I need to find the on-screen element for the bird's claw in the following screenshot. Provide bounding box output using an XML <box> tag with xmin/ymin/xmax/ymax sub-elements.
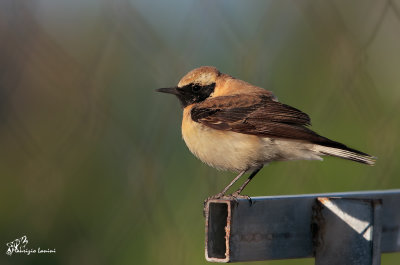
<box><xmin>203</xmin><ymin>192</ymin><xmax>253</xmax><ymax>216</ymax></box>
<box><xmin>231</xmin><ymin>191</ymin><xmax>249</xmax><ymax>199</ymax></box>
<box><xmin>203</xmin><ymin>192</ymin><xmax>226</xmax><ymax>216</ymax></box>
<box><xmin>203</xmin><ymin>192</ymin><xmax>225</xmax><ymax>206</ymax></box>
<box><xmin>231</xmin><ymin>192</ymin><xmax>253</xmax><ymax>205</ymax></box>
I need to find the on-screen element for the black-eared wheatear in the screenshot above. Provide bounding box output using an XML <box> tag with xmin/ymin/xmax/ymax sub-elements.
<box><xmin>157</xmin><ymin>66</ymin><xmax>375</xmax><ymax>199</ymax></box>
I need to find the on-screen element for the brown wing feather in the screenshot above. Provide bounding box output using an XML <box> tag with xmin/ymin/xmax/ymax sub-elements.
<box><xmin>191</xmin><ymin>93</ymin><xmax>374</xmax><ymax>158</ymax></box>
<box><xmin>191</xmin><ymin>93</ymin><xmax>314</xmax><ymax>139</ymax></box>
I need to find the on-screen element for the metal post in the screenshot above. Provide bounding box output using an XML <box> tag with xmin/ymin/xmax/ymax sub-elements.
<box><xmin>313</xmin><ymin>197</ymin><xmax>382</xmax><ymax>265</ymax></box>
<box><xmin>204</xmin><ymin>189</ymin><xmax>400</xmax><ymax>263</ymax></box>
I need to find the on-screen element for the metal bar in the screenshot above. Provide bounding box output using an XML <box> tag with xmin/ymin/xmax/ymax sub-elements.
<box><xmin>372</xmin><ymin>200</ymin><xmax>383</xmax><ymax>265</ymax></box>
<box><xmin>204</xmin><ymin>189</ymin><xmax>400</xmax><ymax>263</ymax></box>
<box><xmin>314</xmin><ymin>197</ymin><xmax>382</xmax><ymax>265</ymax></box>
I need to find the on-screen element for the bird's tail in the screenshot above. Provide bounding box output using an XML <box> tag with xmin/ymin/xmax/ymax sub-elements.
<box><xmin>313</xmin><ymin>144</ymin><xmax>376</xmax><ymax>165</ymax></box>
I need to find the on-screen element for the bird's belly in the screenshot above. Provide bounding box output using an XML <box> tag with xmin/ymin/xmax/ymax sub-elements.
<box><xmin>182</xmin><ymin>117</ymin><xmax>265</xmax><ymax>172</ymax></box>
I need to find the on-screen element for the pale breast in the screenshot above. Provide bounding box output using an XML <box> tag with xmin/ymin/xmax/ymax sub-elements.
<box><xmin>181</xmin><ymin>107</ymin><xmax>266</xmax><ymax>172</ymax></box>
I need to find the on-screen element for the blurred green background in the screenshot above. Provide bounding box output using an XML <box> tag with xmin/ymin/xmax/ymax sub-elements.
<box><xmin>1</xmin><ymin>0</ymin><xmax>399</xmax><ymax>264</ymax></box>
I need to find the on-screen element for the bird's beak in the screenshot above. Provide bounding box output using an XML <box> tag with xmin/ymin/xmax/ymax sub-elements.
<box><xmin>155</xmin><ymin>87</ymin><xmax>180</xmax><ymax>95</ymax></box>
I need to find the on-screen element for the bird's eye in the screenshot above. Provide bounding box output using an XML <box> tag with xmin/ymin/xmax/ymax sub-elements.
<box><xmin>192</xmin><ymin>84</ymin><xmax>202</xmax><ymax>93</ymax></box>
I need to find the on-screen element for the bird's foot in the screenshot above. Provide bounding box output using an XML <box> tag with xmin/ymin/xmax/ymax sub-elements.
<box><xmin>203</xmin><ymin>192</ymin><xmax>254</xmax><ymax>216</ymax></box>
<box><xmin>203</xmin><ymin>192</ymin><xmax>225</xmax><ymax>207</ymax></box>
<box><xmin>230</xmin><ymin>192</ymin><xmax>253</xmax><ymax>205</ymax></box>
<box><xmin>203</xmin><ymin>192</ymin><xmax>232</xmax><ymax>216</ymax></box>
<box><xmin>231</xmin><ymin>192</ymin><xmax>250</xmax><ymax>200</ymax></box>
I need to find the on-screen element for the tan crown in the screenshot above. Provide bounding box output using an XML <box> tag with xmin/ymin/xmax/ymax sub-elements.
<box><xmin>177</xmin><ymin>66</ymin><xmax>220</xmax><ymax>87</ymax></box>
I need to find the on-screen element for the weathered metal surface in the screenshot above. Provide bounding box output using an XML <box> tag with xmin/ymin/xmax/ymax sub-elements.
<box><xmin>314</xmin><ymin>197</ymin><xmax>382</xmax><ymax>265</ymax></box>
<box><xmin>204</xmin><ymin>189</ymin><xmax>400</xmax><ymax>263</ymax></box>
<box><xmin>206</xmin><ymin>200</ymin><xmax>231</xmax><ymax>262</ymax></box>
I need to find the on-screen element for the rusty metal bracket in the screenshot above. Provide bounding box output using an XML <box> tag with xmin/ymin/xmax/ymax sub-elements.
<box><xmin>204</xmin><ymin>189</ymin><xmax>400</xmax><ymax>263</ymax></box>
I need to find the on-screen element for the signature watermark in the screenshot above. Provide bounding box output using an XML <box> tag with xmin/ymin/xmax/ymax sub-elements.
<box><xmin>6</xmin><ymin>236</ymin><xmax>56</xmax><ymax>256</ymax></box>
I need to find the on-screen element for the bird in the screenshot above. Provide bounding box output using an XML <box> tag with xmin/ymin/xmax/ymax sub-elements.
<box><xmin>156</xmin><ymin>66</ymin><xmax>375</xmax><ymax>199</ymax></box>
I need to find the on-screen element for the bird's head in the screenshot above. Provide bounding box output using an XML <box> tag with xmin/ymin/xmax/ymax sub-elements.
<box><xmin>156</xmin><ymin>66</ymin><xmax>220</xmax><ymax>107</ymax></box>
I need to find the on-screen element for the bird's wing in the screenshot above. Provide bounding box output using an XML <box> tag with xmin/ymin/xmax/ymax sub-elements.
<box><xmin>191</xmin><ymin>93</ymin><xmax>375</xmax><ymax>162</ymax></box>
<box><xmin>191</xmin><ymin>93</ymin><xmax>325</xmax><ymax>141</ymax></box>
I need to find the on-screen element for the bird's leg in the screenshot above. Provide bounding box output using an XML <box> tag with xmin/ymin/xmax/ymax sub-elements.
<box><xmin>203</xmin><ymin>170</ymin><xmax>247</xmax><ymax>216</ymax></box>
<box><xmin>232</xmin><ymin>166</ymin><xmax>263</xmax><ymax>197</ymax></box>
<box><xmin>219</xmin><ymin>170</ymin><xmax>247</xmax><ymax>196</ymax></box>
<box><xmin>204</xmin><ymin>170</ymin><xmax>246</xmax><ymax>203</ymax></box>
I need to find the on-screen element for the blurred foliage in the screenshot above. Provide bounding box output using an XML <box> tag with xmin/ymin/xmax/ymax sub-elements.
<box><xmin>0</xmin><ymin>0</ymin><xmax>400</xmax><ymax>264</ymax></box>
